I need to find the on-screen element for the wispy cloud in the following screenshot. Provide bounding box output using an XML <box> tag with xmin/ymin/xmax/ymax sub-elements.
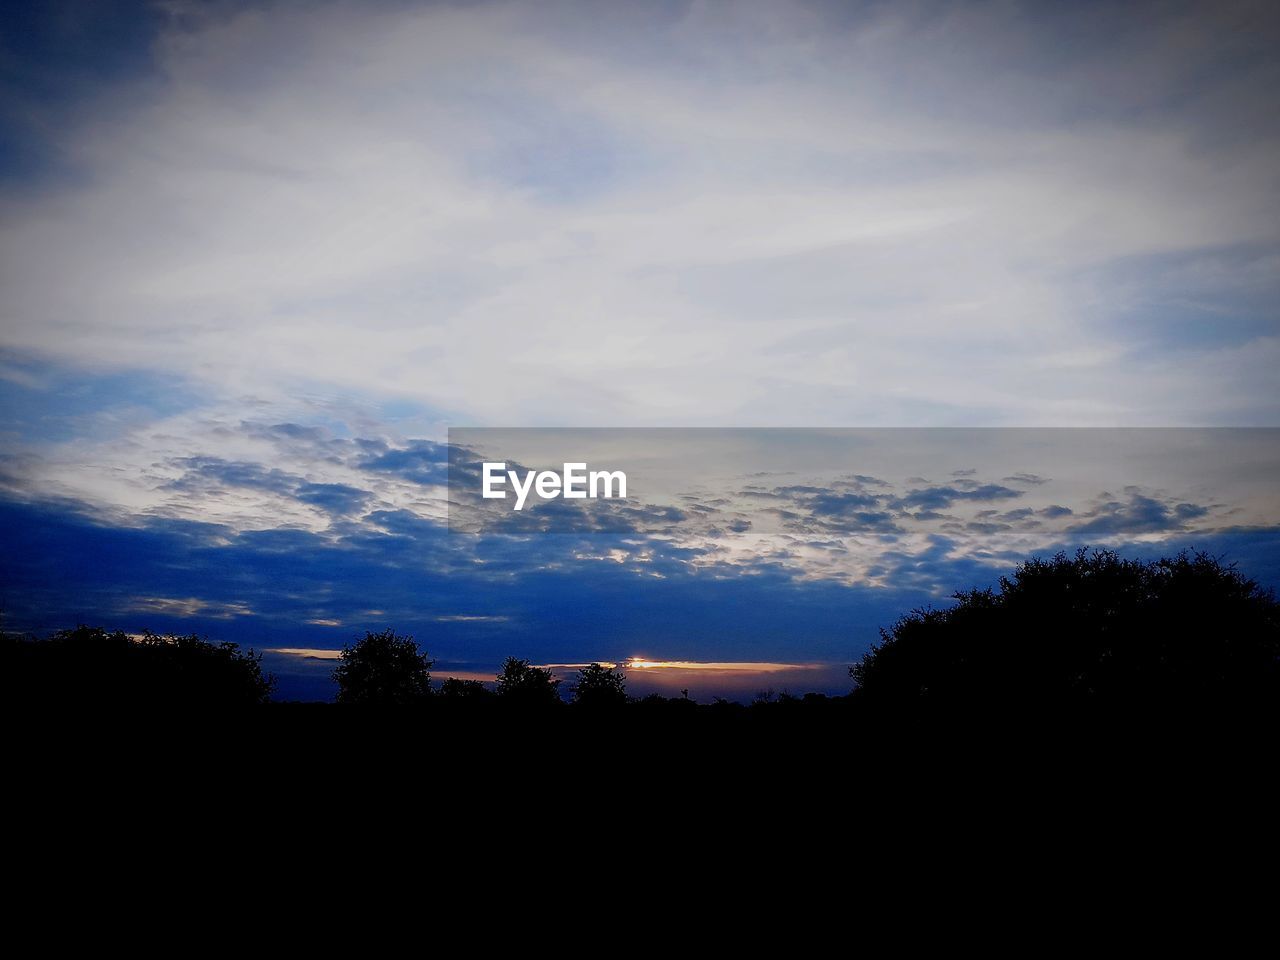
<box><xmin>1</xmin><ymin>1</ymin><xmax>1277</xmax><ymax>431</ymax></box>
<box><xmin>127</xmin><ymin>596</ymin><xmax>254</xmax><ymax>619</ymax></box>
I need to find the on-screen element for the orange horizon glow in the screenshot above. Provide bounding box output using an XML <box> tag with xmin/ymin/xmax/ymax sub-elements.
<box><xmin>265</xmin><ymin>650</ymin><xmax>832</xmax><ymax>678</ymax></box>
<box><xmin>268</xmin><ymin>647</ymin><xmax>343</xmax><ymax>660</ymax></box>
<box><xmin>537</xmin><ymin>659</ymin><xmax>826</xmax><ymax>674</ymax></box>
<box><xmin>622</xmin><ymin>658</ymin><xmax>824</xmax><ymax>673</ymax></box>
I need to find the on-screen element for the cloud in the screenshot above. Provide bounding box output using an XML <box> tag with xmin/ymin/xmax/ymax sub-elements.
<box><xmin>294</xmin><ymin>482</ymin><xmax>371</xmax><ymax>516</ymax></box>
<box><xmin>127</xmin><ymin>596</ymin><xmax>255</xmax><ymax>619</ymax></box>
<box><xmin>167</xmin><ymin>456</ymin><xmax>299</xmax><ymax>496</ymax></box>
<box><xmin>805</xmin><ymin>492</ymin><xmax>884</xmax><ymax>515</ymax></box>
<box><xmin>0</xmin><ymin>1</ymin><xmax>1276</xmax><ymax>430</ymax></box>
<box><xmin>1068</xmin><ymin>490</ymin><xmax>1211</xmax><ymax>535</ymax></box>
<box><xmin>359</xmin><ymin>440</ymin><xmax>451</xmax><ymax>486</ymax></box>
<box><xmin>1005</xmin><ymin>473</ymin><xmax>1050</xmax><ymax>485</ymax></box>
<box><xmin>891</xmin><ymin>483</ymin><xmax>1023</xmax><ymax>511</ymax></box>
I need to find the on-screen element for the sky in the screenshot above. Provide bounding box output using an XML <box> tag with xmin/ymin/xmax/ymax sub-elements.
<box><xmin>1</xmin><ymin>0</ymin><xmax>1278</xmax><ymax>700</ymax></box>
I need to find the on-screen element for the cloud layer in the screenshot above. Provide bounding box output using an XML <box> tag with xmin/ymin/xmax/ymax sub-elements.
<box><xmin>2</xmin><ymin>0</ymin><xmax>1278</xmax><ymax>429</ymax></box>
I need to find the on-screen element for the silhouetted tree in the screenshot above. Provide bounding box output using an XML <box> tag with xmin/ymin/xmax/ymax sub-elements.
<box><xmin>0</xmin><ymin>625</ymin><xmax>274</xmax><ymax>706</ymax></box>
<box><xmin>851</xmin><ymin>549</ymin><xmax>1280</xmax><ymax>713</ymax></box>
<box><xmin>570</xmin><ymin>662</ymin><xmax>627</xmax><ymax>707</ymax></box>
<box><xmin>495</xmin><ymin>657</ymin><xmax>561</xmax><ymax>706</ymax></box>
<box><xmin>333</xmin><ymin>628</ymin><xmax>432</xmax><ymax>705</ymax></box>
<box><xmin>437</xmin><ymin>677</ymin><xmax>492</xmax><ymax>699</ymax></box>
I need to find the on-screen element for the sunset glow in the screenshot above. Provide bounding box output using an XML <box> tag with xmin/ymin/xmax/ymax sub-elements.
<box><xmin>623</xmin><ymin>659</ymin><xmax>823</xmax><ymax>674</ymax></box>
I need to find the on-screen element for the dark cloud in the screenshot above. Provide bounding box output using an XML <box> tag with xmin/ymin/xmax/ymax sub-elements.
<box><xmin>1004</xmin><ymin>472</ymin><xmax>1049</xmax><ymax>485</ymax></box>
<box><xmin>890</xmin><ymin>483</ymin><xmax>1023</xmax><ymax>511</ymax></box>
<box><xmin>246</xmin><ymin>421</ymin><xmax>330</xmax><ymax>445</ymax></box>
<box><xmin>167</xmin><ymin>456</ymin><xmax>299</xmax><ymax>496</ymax></box>
<box><xmin>868</xmin><ymin>534</ymin><xmax>1008</xmax><ymax>595</ymax></box>
<box><xmin>998</xmin><ymin>507</ymin><xmax>1036</xmax><ymax>522</ymax></box>
<box><xmin>359</xmin><ymin>440</ymin><xmax>451</xmax><ymax>486</ymax></box>
<box><xmin>749</xmin><ymin>481</ymin><xmax>901</xmax><ymax>534</ymax></box>
<box><xmin>165</xmin><ymin>454</ymin><xmax>378</xmax><ymax>520</ymax></box>
<box><xmin>967</xmin><ymin>521</ymin><xmax>1011</xmax><ymax>534</ymax></box>
<box><xmin>906</xmin><ymin>509</ymin><xmax>948</xmax><ymax>521</ymax></box>
<box><xmin>1175</xmin><ymin>502</ymin><xmax>1210</xmax><ymax>521</ymax></box>
<box><xmin>0</xmin><ymin>0</ymin><xmax>165</xmax><ymax>182</ymax></box>
<box><xmin>1068</xmin><ymin>491</ymin><xmax>1210</xmax><ymax>535</ymax></box>
<box><xmin>807</xmin><ymin>492</ymin><xmax>884</xmax><ymax>515</ymax></box>
<box><xmin>295</xmin><ymin>482</ymin><xmax>371</xmax><ymax>516</ymax></box>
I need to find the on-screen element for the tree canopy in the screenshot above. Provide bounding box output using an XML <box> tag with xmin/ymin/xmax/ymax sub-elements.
<box><xmin>332</xmin><ymin>628</ymin><xmax>432</xmax><ymax>705</ymax></box>
<box><xmin>850</xmin><ymin>549</ymin><xmax>1280</xmax><ymax>712</ymax></box>
<box><xmin>570</xmin><ymin>662</ymin><xmax>628</xmax><ymax>707</ymax></box>
<box><xmin>495</xmin><ymin>657</ymin><xmax>562</xmax><ymax>705</ymax></box>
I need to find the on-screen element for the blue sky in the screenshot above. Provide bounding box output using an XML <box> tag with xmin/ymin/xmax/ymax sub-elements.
<box><xmin>1</xmin><ymin>1</ymin><xmax>1278</xmax><ymax>699</ymax></box>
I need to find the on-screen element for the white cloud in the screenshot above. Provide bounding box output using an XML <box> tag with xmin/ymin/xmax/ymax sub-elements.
<box><xmin>1</xmin><ymin>0</ymin><xmax>1277</xmax><ymax>435</ymax></box>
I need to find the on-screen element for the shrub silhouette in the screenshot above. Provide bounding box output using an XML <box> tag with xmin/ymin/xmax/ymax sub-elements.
<box><xmin>437</xmin><ymin>677</ymin><xmax>492</xmax><ymax>699</ymax></box>
<box><xmin>495</xmin><ymin>657</ymin><xmax>561</xmax><ymax>705</ymax></box>
<box><xmin>570</xmin><ymin>662</ymin><xmax>628</xmax><ymax>707</ymax></box>
<box><xmin>333</xmin><ymin>628</ymin><xmax>432</xmax><ymax>704</ymax></box>
<box><xmin>0</xmin><ymin>625</ymin><xmax>274</xmax><ymax>706</ymax></box>
<box><xmin>851</xmin><ymin>549</ymin><xmax>1280</xmax><ymax>712</ymax></box>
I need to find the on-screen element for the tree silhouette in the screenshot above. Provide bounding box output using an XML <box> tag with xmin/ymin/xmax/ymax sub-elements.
<box><xmin>0</xmin><ymin>625</ymin><xmax>274</xmax><ymax>706</ymax></box>
<box><xmin>570</xmin><ymin>662</ymin><xmax>627</xmax><ymax>707</ymax></box>
<box><xmin>437</xmin><ymin>677</ymin><xmax>491</xmax><ymax>699</ymax></box>
<box><xmin>495</xmin><ymin>657</ymin><xmax>561</xmax><ymax>705</ymax></box>
<box><xmin>851</xmin><ymin>549</ymin><xmax>1280</xmax><ymax>713</ymax></box>
<box><xmin>333</xmin><ymin>628</ymin><xmax>432</xmax><ymax>704</ymax></box>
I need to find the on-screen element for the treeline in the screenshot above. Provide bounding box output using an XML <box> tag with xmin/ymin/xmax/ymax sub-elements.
<box><xmin>1</xmin><ymin>626</ymin><xmax>275</xmax><ymax>707</ymax></box>
<box><xmin>328</xmin><ymin>634</ymin><xmax>840</xmax><ymax>713</ymax></box>
<box><xmin>4</xmin><ymin>550</ymin><xmax>1279</xmax><ymax>716</ymax></box>
<box><xmin>331</xmin><ymin>637</ymin><xmax>845</xmax><ymax>720</ymax></box>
